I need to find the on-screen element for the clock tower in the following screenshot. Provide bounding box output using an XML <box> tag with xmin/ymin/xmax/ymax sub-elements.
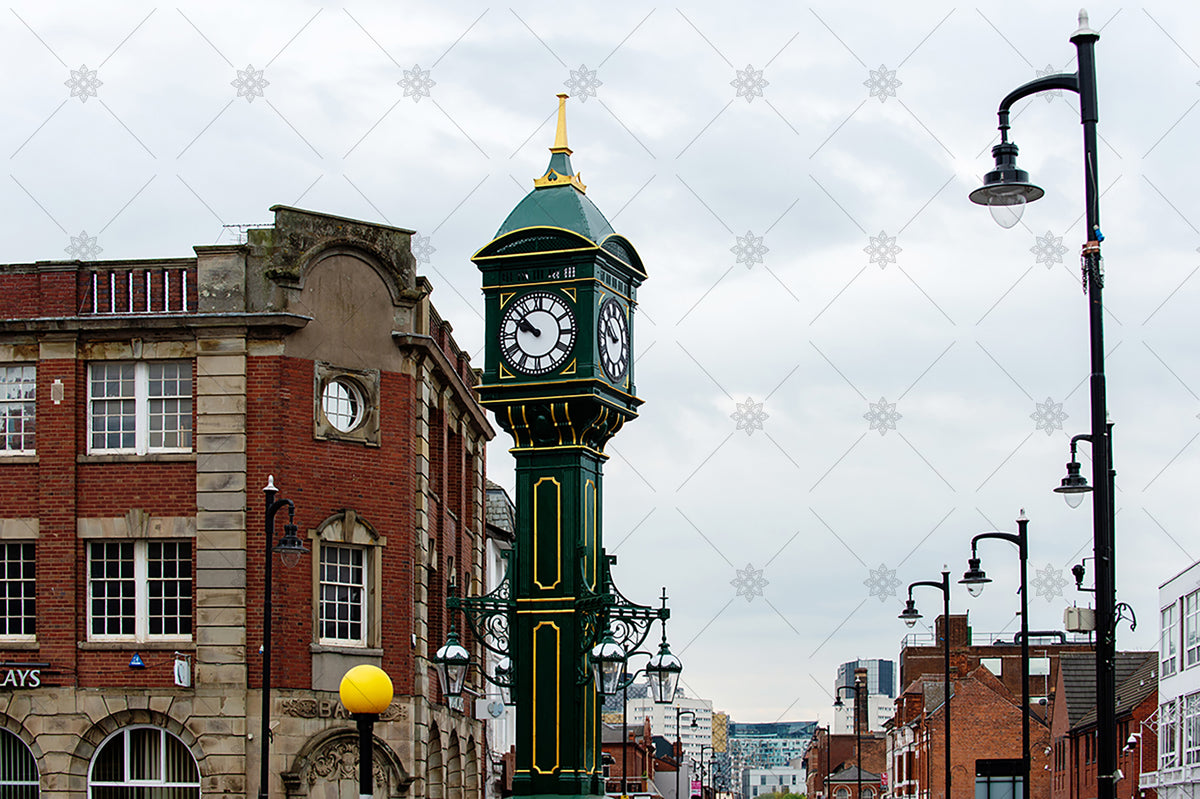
<box><xmin>472</xmin><ymin>94</ymin><xmax>649</xmax><ymax>799</ymax></box>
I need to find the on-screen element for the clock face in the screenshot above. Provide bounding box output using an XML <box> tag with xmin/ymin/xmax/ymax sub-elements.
<box><xmin>597</xmin><ymin>297</ymin><xmax>629</xmax><ymax>381</ymax></box>
<box><xmin>500</xmin><ymin>291</ymin><xmax>577</xmax><ymax>375</ymax></box>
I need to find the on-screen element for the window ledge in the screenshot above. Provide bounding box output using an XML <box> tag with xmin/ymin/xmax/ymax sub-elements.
<box><xmin>78</xmin><ymin>453</ymin><xmax>196</xmax><ymax>464</ymax></box>
<box><xmin>0</xmin><ymin>640</ymin><xmax>39</xmax><ymax>650</ymax></box>
<box><xmin>0</xmin><ymin>454</ymin><xmax>37</xmax><ymax>464</ymax></box>
<box><xmin>310</xmin><ymin>643</ymin><xmax>383</xmax><ymax>657</ymax></box>
<box><xmin>78</xmin><ymin>641</ymin><xmax>195</xmax><ymax>651</ymax></box>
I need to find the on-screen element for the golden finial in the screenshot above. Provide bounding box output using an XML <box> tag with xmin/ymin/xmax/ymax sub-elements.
<box><xmin>551</xmin><ymin>93</ymin><xmax>572</xmax><ymax>154</ymax></box>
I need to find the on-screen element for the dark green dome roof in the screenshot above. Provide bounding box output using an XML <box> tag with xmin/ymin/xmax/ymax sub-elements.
<box><xmin>495</xmin><ymin>181</ymin><xmax>615</xmax><ymax>242</ymax></box>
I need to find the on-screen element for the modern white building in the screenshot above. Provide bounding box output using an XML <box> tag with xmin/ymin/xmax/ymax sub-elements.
<box><xmin>1142</xmin><ymin>558</ymin><xmax>1200</xmax><ymax>799</ymax></box>
<box><xmin>833</xmin><ymin>660</ymin><xmax>895</xmax><ymax>734</ymax></box>
<box><xmin>626</xmin><ymin>692</ymin><xmax>714</xmax><ymax>764</ymax></box>
<box><xmin>741</xmin><ymin>766</ymin><xmax>805</xmax><ymax>798</ymax></box>
<box><xmin>832</xmin><ymin>694</ymin><xmax>893</xmax><ymax>735</ymax></box>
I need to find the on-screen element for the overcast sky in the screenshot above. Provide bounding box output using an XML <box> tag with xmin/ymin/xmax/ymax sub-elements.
<box><xmin>4</xmin><ymin>2</ymin><xmax>1198</xmax><ymax>722</ymax></box>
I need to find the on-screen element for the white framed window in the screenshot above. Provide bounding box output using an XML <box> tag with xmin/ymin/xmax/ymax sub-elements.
<box><xmin>1162</xmin><ymin>700</ymin><xmax>1178</xmax><ymax>769</ymax></box>
<box><xmin>1186</xmin><ymin>590</ymin><xmax>1200</xmax><ymax>668</ymax></box>
<box><xmin>1186</xmin><ymin>693</ymin><xmax>1200</xmax><ymax>767</ymax></box>
<box><xmin>319</xmin><ymin>544</ymin><xmax>366</xmax><ymax>644</ymax></box>
<box><xmin>88</xmin><ymin>361</ymin><xmax>192</xmax><ymax>454</ymax></box>
<box><xmin>88</xmin><ymin>541</ymin><xmax>192</xmax><ymax>641</ymax></box>
<box><xmin>0</xmin><ymin>543</ymin><xmax>35</xmax><ymax>640</ymax></box>
<box><xmin>0</xmin><ymin>364</ymin><xmax>35</xmax><ymax>454</ymax></box>
<box><xmin>310</xmin><ymin>510</ymin><xmax>384</xmax><ymax>651</ymax></box>
<box><xmin>89</xmin><ymin>726</ymin><xmax>199</xmax><ymax>798</ymax></box>
<box><xmin>0</xmin><ymin>728</ymin><xmax>37</xmax><ymax>798</ymax></box>
<box><xmin>1163</xmin><ymin>602</ymin><xmax>1180</xmax><ymax>677</ymax></box>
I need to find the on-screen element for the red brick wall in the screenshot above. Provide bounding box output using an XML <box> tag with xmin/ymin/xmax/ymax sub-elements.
<box><xmin>245</xmin><ymin>355</ymin><xmax>425</xmax><ymax>694</ymax></box>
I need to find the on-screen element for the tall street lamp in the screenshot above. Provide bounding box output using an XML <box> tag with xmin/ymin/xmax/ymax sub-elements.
<box><xmin>899</xmin><ymin>570</ymin><xmax>951</xmax><ymax>799</ymax></box>
<box><xmin>339</xmin><ymin>664</ymin><xmax>395</xmax><ymax>799</ymax></box>
<box><xmin>833</xmin><ymin>683</ymin><xmax>862</xmax><ymax>799</ymax></box>
<box><xmin>260</xmin><ymin>476</ymin><xmax>310</xmax><ymax>799</ymax></box>
<box><xmin>700</xmin><ymin>744</ymin><xmax>715</xmax><ymax>799</ymax></box>
<box><xmin>969</xmin><ymin>12</ymin><xmax>1117</xmax><ymax>799</ymax></box>
<box><xmin>675</xmin><ymin>709</ymin><xmax>698</xmax><ymax>799</ymax></box>
<box><xmin>960</xmin><ymin>511</ymin><xmax>1032</xmax><ymax>799</ymax></box>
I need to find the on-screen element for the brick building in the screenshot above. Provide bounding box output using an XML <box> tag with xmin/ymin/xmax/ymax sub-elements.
<box><xmin>888</xmin><ymin>615</ymin><xmax>1096</xmax><ymax>799</ymax></box>
<box><xmin>805</xmin><ymin>725</ymin><xmax>886</xmax><ymax>799</ymax></box>
<box><xmin>1050</xmin><ymin>651</ymin><xmax>1157</xmax><ymax>799</ymax></box>
<box><xmin>0</xmin><ymin>205</ymin><xmax>492</xmax><ymax>797</ymax></box>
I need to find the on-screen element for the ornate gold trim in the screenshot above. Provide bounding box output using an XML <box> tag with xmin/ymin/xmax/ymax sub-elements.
<box><xmin>532</xmin><ymin>621</ymin><xmax>562</xmax><ymax>775</ymax></box>
<box><xmin>533</xmin><ymin>477</ymin><xmax>562</xmax><ymax>591</ymax></box>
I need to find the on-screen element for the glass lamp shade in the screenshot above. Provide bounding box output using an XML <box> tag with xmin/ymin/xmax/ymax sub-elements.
<box><xmin>1064</xmin><ymin>491</ymin><xmax>1085</xmax><ymax>509</ymax></box>
<box><xmin>274</xmin><ymin>522</ymin><xmax>309</xmax><ymax>568</ymax></box>
<box><xmin>590</xmin><ymin>633</ymin><xmax>627</xmax><ymax>696</ymax></box>
<box><xmin>898</xmin><ymin>599</ymin><xmax>922</xmax><ymax>628</ymax></box>
<box><xmin>495</xmin><ymin>656</ymin><xmax>513</xmax><ymax>705</ymax></box>
<box><xmin>960</xmin><ymin>558</ymin><xmax>990</xmax><ymax>598</ymax></box>
<box><xmin>988</xmin><ymin>195</ymin><xmax>1026</xmax><ymax>229</ymax></box>
<box><xmin>434</xmin><ymin>633</ymin><xmax>470</xmax><ymax>697</ymax></box>
<box><xmin>646</xmin><ymin>642</ymin><xmax>683</xmax><ymax>704</ymax></box>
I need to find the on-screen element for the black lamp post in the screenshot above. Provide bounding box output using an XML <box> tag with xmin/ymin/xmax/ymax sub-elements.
<box><xmin>969</xmin><ymin>12</ymin><xmax>1117</xmax><ymax>799</ymax></box>
<box><xmin>833</xmin><ymin>683</ymin><xmax>863</xmax><ymax>799</ymax></box>
<box><xmin>614</xmin><ymin>648</ymin><xmax>678</xmax><ymax>799</ymax></box>
<box><xmin>700</xmin><ymin>744</ymin><xmax>715</xmax><ymax>799</ymax></box>
<box><xmin>899</xmin><ymin>570</ymin><xmax>951</xmax><ymax>799</ymax></box>
<box><xmin>259</xmin><ymin>476</ymin><xmax>309</xmax><ymax>799</ymax></box>
<box><xmin>960</xmin><ymin>512</ymin><xmax>1032</xmax><ymax>799</ymax></box>
<box><xmin>675</xmin><ymin>709</ymin><xmax>698</xmax><ymax>799</ymax></box>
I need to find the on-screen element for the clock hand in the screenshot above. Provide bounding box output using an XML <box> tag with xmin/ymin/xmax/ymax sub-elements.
<box><xmin>606</xmin><ymin>320</ymin><xmax>620</xmax><ymax>344</ymax></box>
<box><xmin>518</xmin><ymin>318</ymin><xmax>542</xmax><ymax>336</ymax></box>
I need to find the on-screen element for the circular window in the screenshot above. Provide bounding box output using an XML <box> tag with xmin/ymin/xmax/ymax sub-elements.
<box><xmin>321</xmin><ymin>377</ymin><xmax>365</xmax><ymax>432</ymax></box>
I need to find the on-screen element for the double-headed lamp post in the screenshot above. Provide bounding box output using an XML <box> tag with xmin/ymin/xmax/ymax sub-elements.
<box><xmin>675</xmin><ymin>709</ymin><xmax>698</xmax><ymax>799</ymax></box>
<box><xmin>968</xmin><ymin>12</ymin><xmax>1117</xmax><ymax>799</ymax></box>
<box><xmin>260</xmin><ymin>476</ymin><xmax>310</xmax><ymax>799</ymax></box>
<box><xmin>339</xmin><ymin>664</ymin><xmax>395</xmax><ymax>799</ymax></box>
<box><xmin>959</xmin><ymin>512</ymin><xmax>1031</xmax><ymax>799</ymax></box>
<box><xmin>899</xmin><ymin>570</ymin><xmax>951</xmax><ymax>799</ymax></box>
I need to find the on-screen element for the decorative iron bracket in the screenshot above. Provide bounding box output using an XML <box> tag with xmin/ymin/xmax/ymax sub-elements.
<box><xmin>447</xmin><ymin>549</ymin><xmax>516</xmax><ymax>690</ymax></box>
<box><xmin>575</xmin><ymin>550</ymin><xmax>669</xmax><ymax>684</ymax></box>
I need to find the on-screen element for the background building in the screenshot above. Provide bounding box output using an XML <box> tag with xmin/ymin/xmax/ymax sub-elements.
<box><xmin>0</xmin><ymin>205</ymin><xmax>491</xmax><ymax>798</ymax></box>
<box><xmin>834</xmin><ymin>660</ymin><xmax>896</xmax><ymax>734</ymax></box>
<box><xmin>627</xmin><ymin>691</ymin><xmax>714</xmax><ymax>764</ymax></box>
<box><xmin>727</xmin><ymin>721</ymin><xmax>816</xmax><ymax>799</ymax></box>
<box><xmin>1137</xmin><ymin>559</ymin><xmax>1200</xmax><ymax>799</ymax></box>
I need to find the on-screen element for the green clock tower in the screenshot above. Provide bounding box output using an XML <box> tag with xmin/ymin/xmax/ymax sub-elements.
<box><xmin>472</xmin><ymin>94</ymin><xmax>653</xmax><ymax>799</ymax></box>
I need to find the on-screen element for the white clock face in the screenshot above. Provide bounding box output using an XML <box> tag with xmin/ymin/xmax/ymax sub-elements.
<box><xmin>500</xmin><ymin>291</ymin><xmax>577</xmax><ymax>375</ymax></box>
<box><xmin>597</xmin><ymin>298</ymin><xmax>629</xmax><ymax>381</ymax></box>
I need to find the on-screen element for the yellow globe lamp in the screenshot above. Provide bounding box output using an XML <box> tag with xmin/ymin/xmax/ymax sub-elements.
<box><xmin>339</xmin><ymin>664</ymin><xmax>394</xmax><ymax>799</ymax></box>
<box><xmin>339</xmin><ymin>664</ymin><xmax>394</xmax><ymax>715</ymax></box>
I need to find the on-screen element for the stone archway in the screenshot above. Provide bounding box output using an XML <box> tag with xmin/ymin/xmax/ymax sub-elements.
<box><xmin>464</xmin><ymin>737</ymin><xmax>479</xmax><ymax>799</ymax></box>
<box><xmin>446</xmin><ymin>732</ymin><xmax>462</xmax><ymax>799</ymax></box>
<box><xmin>428</xmin><ymin>724</ymin><xmax>445</xmax><ymax>799</ymax></box>
<box><xmin>282</xmin><ymin>727</ymin><xmax>412</xmax><ymax>799</ymax></box>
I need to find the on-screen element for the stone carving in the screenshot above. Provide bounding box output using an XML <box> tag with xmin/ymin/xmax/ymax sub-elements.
<box><xmin>282</xmin><ymin>698</ymin><xmax>408</xmax><ymax>721</ymax></box>
<box><xmin>303</xmin><ymin>738</ymin><xmax>388</xmax><ymax>789</ymax></box>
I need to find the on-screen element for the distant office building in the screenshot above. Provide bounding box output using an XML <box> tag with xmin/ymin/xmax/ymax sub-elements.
<box><xmin>742</xmin><ymin>766</ymin><xmax>805</xmax><ymax>798</ymax></box>
<box><xmin>833</xmin><ymin>660</ymin><xmax>895</xmax><ymax>734</ymax></box>
<box><xmin>727</xmin><ymin>721</ymin><xmax>817</xmax><ymax>799</ymax></box>
<box><xmin>836</xmin><ymin>659</ymin><xmax>896</xmax><ymax>698</ymax></box>
<box><xmin>626</xmin><ymin>692</ymin><xmax>714</xmax><ymax>765</ymax></box>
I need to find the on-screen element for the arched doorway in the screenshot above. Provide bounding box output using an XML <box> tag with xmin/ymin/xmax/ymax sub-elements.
<box><xmin>88</xmin><ymin>725</ymin><xmax>200</xmax><ymax>798</ymax></box>
<box><xmin>0</xmin><ymin>728</ymin><xmax>38</xmax><ymax>798</ymax></box>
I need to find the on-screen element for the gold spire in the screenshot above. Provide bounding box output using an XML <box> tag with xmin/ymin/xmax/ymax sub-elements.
<box><xmin>550</xmin><ymin>93</ymin><xmax>572</xmax><ymax>154</ymax></box>
<box><xmin>533</xmin><ymin>93</ymin><xmax>586</xmax><ymax>192</ymax></box>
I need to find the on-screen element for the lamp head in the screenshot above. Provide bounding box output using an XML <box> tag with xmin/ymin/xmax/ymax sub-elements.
<box><xmin>646</xmin><ymin>638</ymin><xmax>683</xmax><ymax>704</ymax></box>
<box><xmin>433</xmin><ymin>629</ymin><xmax>471</xmax><ymax>697</ymax></box>
<box><xmin>274</xmin><ymin>521</ymin><xmax>309</xmax><ymax>568</ymax></box>
<box><xmin>1072</xmin><ymin>563</ymin><xmax>1087</xmax><ymax>590</ymax></box>
<box><xmin>339</xmin><ymin>664</ymin><xmax>394</xmax><ymax>715</ymax></box>
<box><xmin>898</xmin><ymin>598</ymin><xmax>922</xmax><ymax>627</ymax></box>
<box><xmin>589</xmin><ymin>631</ymin><xmax>627</xmax><ymax>696</ymax></box>
<box><xmin>969</xmin><ymin>141</ymin><xmax>1044</xmax><ymax>228</ymax></box>
<box><xmin>959</xmin><ymin>557</ymin><xmax>991</xmax><ymax>598</ymax></box>
<box><xmin>1054</xmin><ymin>460</ymin><xmax>1091</xmax><ymax>507</ymax></box>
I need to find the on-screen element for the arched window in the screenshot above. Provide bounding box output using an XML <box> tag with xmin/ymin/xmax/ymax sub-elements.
<box><xmin>863</xmin><ymin>789</ymin><xmax>876</xmax><ymax>799</ymax></box>
<box><xmin>835</xmin><ymin>788</ymin><xmax>850</xmax><ymax>799</ymax></box>
<box><xmin>89</xmin><ymin>726</ymin><xmax>199</xmax><ymax>798</ymax></box>
<box><xmin>0</xmin><ymin>728</ymin><xmax>38</xmax><ymax>798</ymax></box>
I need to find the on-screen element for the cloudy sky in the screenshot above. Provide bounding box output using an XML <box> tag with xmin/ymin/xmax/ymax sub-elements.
<box><xmin>4</xmin><ymin>2</ymin><xmax>1198</xmax><ymax>722</ymax></box>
